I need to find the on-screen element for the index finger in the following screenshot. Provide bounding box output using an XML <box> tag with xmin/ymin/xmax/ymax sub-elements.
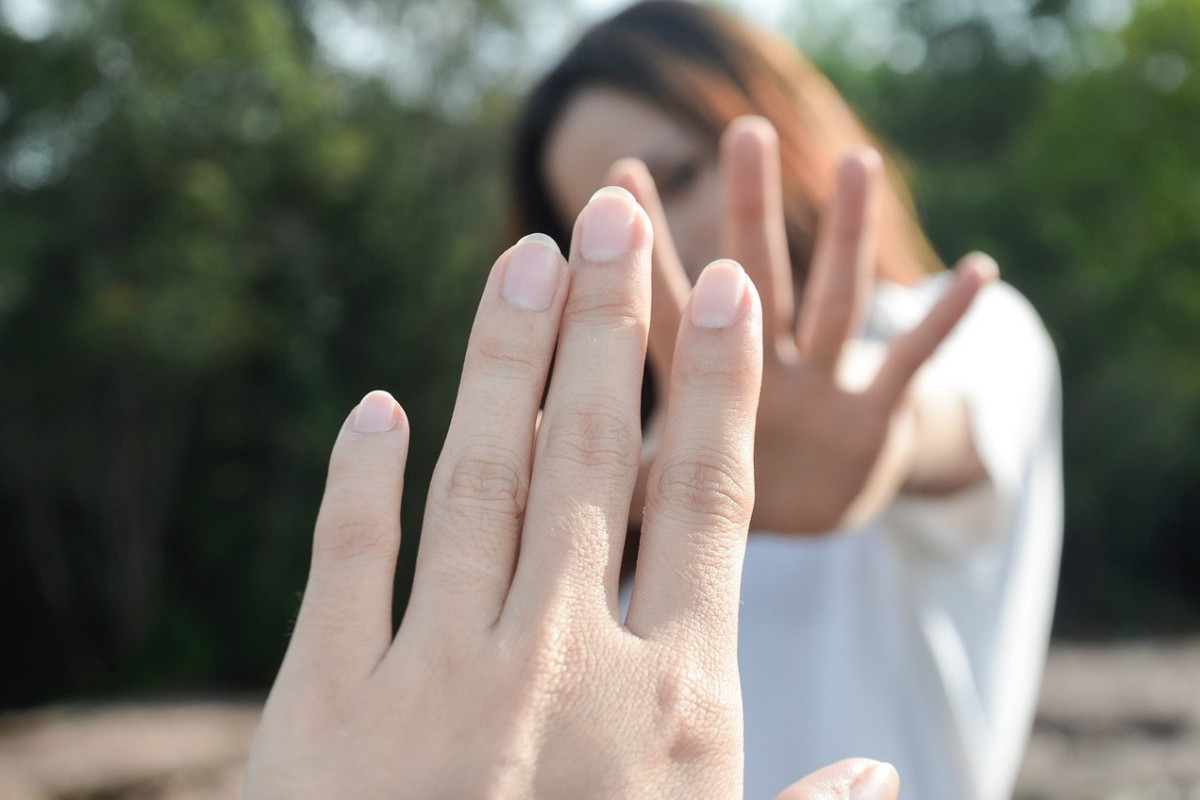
<box><xmin>721</xmin><ymin>116</ymin><xmax>795</xmax><ymax>354</ymax></box>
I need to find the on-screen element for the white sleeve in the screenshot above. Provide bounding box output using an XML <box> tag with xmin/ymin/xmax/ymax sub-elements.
<box><xmin>869</xmin><ymin>277</ymin><xmax>1064</xmax><ymax>800</ymax></box>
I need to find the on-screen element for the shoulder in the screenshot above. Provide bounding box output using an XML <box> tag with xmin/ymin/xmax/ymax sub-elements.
<box><xmin>960</xmin><ymin>279</ymin><xmax>1055</xmax><ymax>352</ymax></box>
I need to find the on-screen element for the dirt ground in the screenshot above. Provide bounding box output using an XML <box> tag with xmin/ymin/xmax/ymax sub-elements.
<box><xmin>1</xmin><ymin>639</ymin><xmax>1197</xmax><ymax>800</ymax></box>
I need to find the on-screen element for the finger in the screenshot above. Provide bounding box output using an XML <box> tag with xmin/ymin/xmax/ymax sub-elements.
<box><xmin>286</xmin><ymin>391</ymin><xmax>410</xmax><ymax>682</ymax></box>
<box><xmin>504</xmin><ymin>186</ymin><xmax>651</xmax><ymax>621</ymax></box>
<box><xmin>870</xmin><ymin>252</ymin><xmax>998</xmax><ymax>408</ymax></box>
<box><xmin>721</xmin><ymin>116</ymin><xmax>795</xmax><ymax>354</ymax></box>
<box><xmin>796</xmin><ymin>148</ymin><xmax>883</xmax><ymax>373</ymax></box>
<box><xmin>403</xmin><ymin>234</ymin><xmax>569</xmax><ymax>633</ymax></box>
<box><xmin>608</xmin><ymin>158</ymin><xmax>689</xmax><ymax>393</ymax></box>
<box><xmin>772</xmin><ymin>759</ymin><xmax>900</xmax><ymax>800</ymax></box>
<box><xmin>624</xmin><ymin>260</ymin><xmax>761</xmax><ymax>648</ymax></box>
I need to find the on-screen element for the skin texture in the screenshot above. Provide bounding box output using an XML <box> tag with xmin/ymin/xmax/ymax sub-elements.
<box><xmin>544</xmin><ymin>89</ymin><xmax>992</xmax><ymax>533</ymax></box>
<box><xmin>242</xmin><ymin>188</ymin><xmax>900</xmax><ymax>799</ymax></box>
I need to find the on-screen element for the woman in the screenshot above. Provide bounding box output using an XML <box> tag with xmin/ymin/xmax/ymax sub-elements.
<box><xmin>509</xmin><ymin>2</ymin><xmax>1062</xmax><ymax>799</ymax></box>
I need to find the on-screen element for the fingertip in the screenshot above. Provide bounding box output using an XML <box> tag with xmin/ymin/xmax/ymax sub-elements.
<box><xmin>837</xmin><ymin>147</ymin><xmax>883</xmax><ymax>194</ymax></box>
<box><xmin>500</xmin><ymin>233</ymin><xmax>566</xmax><ymax>312</ymax></box>
<box><xmin>351</xmin><ymin>390</ymin><xmax>406</xmax><ymax>434</ymax></box>
<box><xmin>722</xmin><ymin>119</ymin><xmax>784</xmax><ymax>223</ymax></box>
<box><xmin>586</xmin><ymin>184</ymin><xmax>638</xmax><ymax>207</ymax></box>
<box><xmin>849</xmin><ymin>760</ymin><xmax>899</xmax><ymax>799</ymax></box>
<box><xmin>690</xmin><ymin>259</ymin><xmax>748</xmax><ymax>329</ymax></box>
<box><xmin>724</xmin><ymin>115</ymin><xmax>778</xmax><ymax>147</ymax></box>
<box><xmin>721</xmin><ymin>116</ymin><xmax>778</xmax><ymax>175</ymax></box>
<box><xmin>958</xmin><ymin>251</ymin><xmax>1000</xmax><ymax>285</ymax></box>
<box><xmin>773</xmin><ymin>758</ymin><xmax>899</xmax><ymax>800</ymax></box>
<box><xmin>580</xmin><ymin>186</ymin><xmax>644</xmax><ymax>263</ymax></box>
<box><xmin>845</xmin><ymin>145</ymin><xmax>884</xmax><ymax>171</ymax></box>
<box><xmin>605</xmin><ymin>156</ymin><xmax>650</xmax><ymax>189</ymax></box>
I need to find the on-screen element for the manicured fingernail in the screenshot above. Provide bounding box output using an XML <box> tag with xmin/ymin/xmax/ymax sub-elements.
<box><xmin>502</xmin><ymin>234</ymin><xmax>562</xmax><ymax>310</ymax></box>
<box><xmin>690</xmin><ymin>259</ymin><xmax>746</xmax><ymax>328</ymax></box>
<box><xmin>580</xmin><ymin>186</ymin><xmax>637</xmax><ymax>262</ymax></box>
<box><xmin>849</xmin><ymin>762</ymin><xmax>898</xmax><ymax>800</ymax></box>
<box><xmin>352</xmin><ymin>390</ymin><xmax>399</xmax><ymax>433</ymax></box>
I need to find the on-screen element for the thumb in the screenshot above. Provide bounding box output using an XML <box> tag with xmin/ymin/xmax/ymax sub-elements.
<box><xmin>772</xmin><ymin>759</ymin><xmax>899</xmax><ymax>800</ymax></box>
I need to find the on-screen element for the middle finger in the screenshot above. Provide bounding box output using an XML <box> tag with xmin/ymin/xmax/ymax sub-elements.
<box><xmin>721</xmin><ymin>116</ymin><xmax>795</xmax><ymax>358</ymax></box>
<box><xmin>504</xmin><ymin>186</ymin><xmax>653</xmax><ymax>622</ymax></box>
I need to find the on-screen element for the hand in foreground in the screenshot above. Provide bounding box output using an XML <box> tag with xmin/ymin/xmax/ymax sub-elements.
<box><xmin>243</xmin><ymin>187</ymin><xmax>898</xmax><ymax>799</ymax></box>
<box><xmin>613</xmin><ymin>117</ymin><xmax>994</xmax><ymax>534</ymax></box>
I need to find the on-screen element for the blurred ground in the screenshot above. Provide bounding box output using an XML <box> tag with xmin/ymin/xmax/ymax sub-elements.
<box><xmin>1014</xmin><ymin>639</ymin><xmax>1200</xmax><ymax>800</ymax></box>
<box><xmin>0</xmin><ymin>639</ymin><xmax>1197</xmax><ymax>800</ymax></box>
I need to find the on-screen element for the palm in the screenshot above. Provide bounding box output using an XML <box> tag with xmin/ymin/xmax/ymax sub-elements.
<box><xmin>754</xmin><ymin>361</ymin><xmax>897</xmax><ymax>531</ymax></box>
<box><xmin>614</xmin><ymin>117</ymin><xmax>991</xmax><ymax>534</ymax></box>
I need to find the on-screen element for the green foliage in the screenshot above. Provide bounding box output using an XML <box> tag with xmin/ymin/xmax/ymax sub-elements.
<box><xmin>0</xmin><ymin>0</ymin><xmax>517</xmax><ymax>705</ymax></box>
<box><xmin>1003</xmin><ymin>0</ymin><xmax>1200</xmax><ymax>632</ymax></box>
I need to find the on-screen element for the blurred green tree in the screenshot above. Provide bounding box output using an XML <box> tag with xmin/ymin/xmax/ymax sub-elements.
<box><xmin>1001</xmin><ymin>0</ymin><xmax>1200</xmax><ymax>632</ymax></box>
<box><xmin>0</xmin><ymin>0</ymin><xmax>534</xmax><ymax>705</ymax></box>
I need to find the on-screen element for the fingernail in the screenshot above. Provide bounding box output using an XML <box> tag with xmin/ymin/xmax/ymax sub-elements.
<box><xmin>502</xmin><ymin>234</ymin><xmax>562</xmax><ymax>311</ymax></box>
<box><xmin>580</xmin><ymin>186</ymin><xmax>637</xmax><ymax>262</ymax></box>
<box><xmin>352</xmin><ymin>390</ymin><xmax>399</xmax><ymax>433</ymax></box>
<box><xmin>690</xmin><ymin>259</ymin><xmax>746</xmax><ymax>329</ymax></box>
<box><xmin>849</xmin><ymin>762</ymin><xmax>898</xmax><ymax>800</ymax></box>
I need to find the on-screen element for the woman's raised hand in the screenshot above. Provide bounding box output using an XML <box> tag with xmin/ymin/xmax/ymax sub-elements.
<box><xmin>242</xmin><ymin>187</ymin><xmax>898</xmax><ymax>799</ymax></box>
<box><xmin>613</xmin><ymin>116</ymin><xmax>994</xmax><ymax>534</ymax></box>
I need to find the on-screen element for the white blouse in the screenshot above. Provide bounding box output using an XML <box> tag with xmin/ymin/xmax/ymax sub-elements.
<box><xmin>738</xmin><ymin>275</ymin><xmax>1063</xmax><ymax>800</ymax></box>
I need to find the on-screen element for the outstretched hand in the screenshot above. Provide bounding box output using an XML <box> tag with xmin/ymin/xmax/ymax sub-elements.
<box><xmin>613</xmin><ymin>116</ymin><xmax>993</xmax><ymax>534</ymax></box>
<box><xmin>243</xmin><ymin>187</ymin><xmax>898</xmax><ymax>799</ymax></box>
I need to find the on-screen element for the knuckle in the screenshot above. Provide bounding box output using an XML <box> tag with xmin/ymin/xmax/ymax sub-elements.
<box><xmin>564</xmin><ymin>286</ymin><xmax>646</xmax><ymax>333</ymax></box>
<box><xmin>469</xmin><ymin>330</ymin><xmax>545</xmax><ymax>376</ymax></box>
<box><xmin>652</xmin><ymin>653</ymin><xmax>739</xmax><ymax>764</ymax></box>
<box><xmin>653</xmin><ymin>453</ymin><xmax>753</xmax><ymax>531</ymax></box>
<box><xmin>430</xmin><ymin>438</ymin><xmax>529</xmax><ymax>521</ymax></box>
<box><xmin>675</xmin><ymin>344</ymin><xmax>755</xmax><ymax>393</ymax></box>
<box><xmin>315</xmin><ymin>510</ymin><xmax>397</xmax><ymax>564</ymax></box>
<box><xmin>505</xmin><ymin>601</ymin><xmax>593</xmax><ymax>710</ymax></box>
<box><xmin>541</xmin><ymin>403</ymin><xmax>640</xmax><ymax>473</ymax></box>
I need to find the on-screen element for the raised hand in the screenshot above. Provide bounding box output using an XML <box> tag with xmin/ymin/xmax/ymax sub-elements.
<box><xmin>613</xmin><ymin>116</ymin><xmax>993</xmax><ymax>534</ymax></box>
<box><xmin>242</xmin><ymin>187</ymin><xmax>898</xmax><ymax>799</ymax></box>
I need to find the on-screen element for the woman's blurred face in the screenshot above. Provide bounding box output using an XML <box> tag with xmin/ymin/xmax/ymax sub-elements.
<box><xmin>543</xmin><ymin>86</ymin><xmax>721</xmax><ymax>282</ymax></box>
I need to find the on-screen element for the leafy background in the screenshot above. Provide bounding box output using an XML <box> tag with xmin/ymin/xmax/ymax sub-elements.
<box><xmin>1</xmin><ymin>0</ymin><xmax>1196</xmax><ymax>710</ymax></box>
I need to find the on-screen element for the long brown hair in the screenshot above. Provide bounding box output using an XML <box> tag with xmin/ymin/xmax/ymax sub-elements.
<box><xmin>509</xmin><ymin>0</ymin><xmax>942</xmax><ymax>286</ymax></box>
